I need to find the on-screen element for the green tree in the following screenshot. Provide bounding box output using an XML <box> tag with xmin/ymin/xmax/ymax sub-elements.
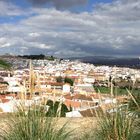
<box><xmin>47</xmin><ymin>55</ymin><xmax>55</xmax><ymax>61</ymax></box>
<box><xmin>64</xmin><ymin>77</ymin><xmax>74</xmax><ymax>86</ymax></box>
<box><xmin>46</xmin><ymin>100</ymin><xmax>70</xmax><ymax>117</ymax></box>
<box><xmin>56</xmin><ymin>76</ymin><xmax>63</xmax><ymax>83</ymax></box>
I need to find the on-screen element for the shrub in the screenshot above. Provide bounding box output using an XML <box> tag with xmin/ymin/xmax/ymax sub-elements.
<box><xmin>0</xmin><ymin>104</ymin><xmax>71</xmax><ymax>140</ymax></box>
<box><xmin>56</xmin><ymin>76</ymin><xmax>63</xmax><ymax>83</ymax></box>
<box><xmin>64</xmin><ymin>77</ymin><xmax>74</xmax><ymax>86</ymax></box>
<box><xmin>46</xmin><ymin>100</ymin><xmax>70</xmax><ymax>117</ymax></box>
<box><xmin>0</xmin><ymin>59</ymin><xmax>12</xmax><ymax>70</ymax></box>
<box><xmin>95</xmin><ymin>109</ymin><xmax>135</xmax><ymax>140</ymax></box>
<box><xmin>81</xmin><ymin>105</ymin><xmax>137</xmax><ymax>140</ymax></box>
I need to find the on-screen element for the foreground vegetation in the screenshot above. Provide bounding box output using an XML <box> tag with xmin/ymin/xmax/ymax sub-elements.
<box><xmin>0</xmin><ymin>90</ymin><xmax>139</xmax><ymax>140</ymax></box>
<box><xmin>82</xmin><ymin>89</ymin><xmax>140</xmax><ymax>140</ymax></box>
<box><xmin>82</xmin><ymin>107</ymin><xmax>139</xmax><ymax>140</ymax></box>
<box><xmin>0</xmin><ymin>59</ymin><xmax>11</xmax><ymax>70</ymax></box>
<box><xmin>0</xmin><ymin>105</ymin><xmax>72</xmax><ymax>140</ymax></box>
<box><xmin>46</xmin><ymin>100</ymin><xmax>72</xmax><ymax>117</ymax></box>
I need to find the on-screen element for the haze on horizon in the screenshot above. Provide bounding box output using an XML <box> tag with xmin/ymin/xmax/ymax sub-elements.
<box><xmin>0</xmin><ymin>0</ymin><xmax>140</xmax><ymax>58</ymax></box>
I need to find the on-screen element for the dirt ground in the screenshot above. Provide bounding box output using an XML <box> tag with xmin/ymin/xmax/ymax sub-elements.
<box><xmin>56</xmin><ymin>117</ymin><xmax>97</xmax><ymax>139</ymax></box>
<box><xmin>0</xmin><ymin>113</ymin><xmax>97</xmax><ymax>139</ymax></box>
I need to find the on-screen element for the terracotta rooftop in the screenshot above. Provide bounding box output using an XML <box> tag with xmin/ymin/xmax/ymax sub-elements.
<box><xmin>64</xmin><ymin>99</ymin><xmax>81</xmax><ymax>108</ymax></box>
<box><xmin>79</xmin><ymin>106</ymin><xmax>104</xmax><ymax>117</ymax></box>
<box><xmin>89</xmin><ymin>94</ymin><xmax>102</xmax><ymax>99</ymax></box>
<box><xmin>1</xmin><ymin>98</ymin><xmax>10</xmax><ymax>103</ymax></box>
<box><xmin>63</xmin><ymin>94</ymin><xmax>73</xmax><ymax>100</ymax></box>
<box><xmin>46</xmin><ymin>82</ymin><xmax>64</xmax><ymax>86</ymax></box>
<box><xmin>72</xmin><ymin>94</ymin><xmax>93</xmax><ymax>101</ymax></box>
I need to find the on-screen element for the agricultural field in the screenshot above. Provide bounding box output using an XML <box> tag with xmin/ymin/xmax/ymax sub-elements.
<box><xmin>0</xmin><ymin>59</ymin><xmax>11</xmax><ymax>70</ymax></box>
<box><xmin>94</xmin><ymin>86</ymin><xmax>140</xmax><ymax>95</ymax></box>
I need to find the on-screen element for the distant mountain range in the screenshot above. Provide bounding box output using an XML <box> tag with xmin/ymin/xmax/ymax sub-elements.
<box><xmin>67</xmin><ymin>56</ymin><xmax>140</xmax><ymax>68</ymax></box>
<box><xmin>1</xmin><ymin>54</ymin><xmax>140</xmax><ymax>69</ymax></box>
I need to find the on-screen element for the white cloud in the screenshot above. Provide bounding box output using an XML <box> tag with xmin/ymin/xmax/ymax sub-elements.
<box><xmin>0</xmin><ymin>37</ymin><xmax>11</xmax><ymax>48</ymax></box>
<box><xmin>0</xmin><ymin>1</ymin><xmax>24</xmax><ymax>16</ymax></box>
<box><xmin>0</xmin><ymin>37</ymin><xmax>6</xmax><ymax>43</ymax></box>
<box><xmin>39</xmin><ymin>44</ymin><xmax>52</xmax><ymax>49</ymax></box>
<box><xmin>29</xmin><ymin>32</ymin><xmax>40</xmax><ymax>37</ymax></box>
<box><xmin>1</xmin><ymin>43</ymin><xmax>11</xmax><ymax>48</ymax></box>
<box><xmin>0</xmin><ymin>0</ymin><xmax>140</xmax><ymax>57</ymax></box>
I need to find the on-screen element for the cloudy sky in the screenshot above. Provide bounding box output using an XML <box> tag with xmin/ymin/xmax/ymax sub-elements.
<box><xmin>0</xmin><ymin>0</ymin><xmax>139</xmax><ymax>57</ymax></box>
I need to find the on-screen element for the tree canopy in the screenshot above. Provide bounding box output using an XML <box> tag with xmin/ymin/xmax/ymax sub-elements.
<box><xmin>64</xmin><ymin>77</ymin><xmax>74</xmax><ymax>86</ymax></box>
<box><xmin>46</xmin><ymin>100</ymin><xmax>71</xmax><ymax>117</ymax></box>
<box><xmin>56</xmin><ymin>76</ymin><xmax>63</xmax><ymax>83</ymax></box>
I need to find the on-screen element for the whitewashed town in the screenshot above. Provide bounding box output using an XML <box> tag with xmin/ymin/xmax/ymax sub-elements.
<box><xmin>0</xmin><ymin>0</ymin><xmax>140</xmax><ymax>139</ymax></box>
<box><xmin>0</xmin><ymin>55</ymin><xmax>140</xmax><ymax>117</ymax></box>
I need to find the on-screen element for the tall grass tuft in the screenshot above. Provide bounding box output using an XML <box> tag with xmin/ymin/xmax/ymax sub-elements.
<box><xmin>127</xmin><ymin>89</ymin><xmax>140</xmax><ymax>117</ymax></box>
<box><xmin>80</xmin><ymin>105</ymin><xmax>137</xmax><ymax>140</ymax></box>
<box><xmin>0</xmin><ymin>104</ymin><xmax>72</xmax><ymax>140</ymax></box>
<box><xmin>95</xmin><ymin>108</ymin><xmax>135</xmax><ymax>140</ymax></box>
<box><xmin>82</xmin><ymin>86</ymin><xmax>140</xmax><ymax>140</ymax></box>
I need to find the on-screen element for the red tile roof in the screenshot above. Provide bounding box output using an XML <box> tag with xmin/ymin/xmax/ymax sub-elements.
<box><xmin>73</xmin><ymin>94</ymin><xmax>93</xmax><ymax>101</ymax></box>
<box><xmin>1</xmin><ymin>98</ymin><xmax>10</xmax><ymax>103</ymax></box>
<box><xmin>64</xmin><ymin>99</ymin><xmax>81</xmax><ymax>108</ymax></box>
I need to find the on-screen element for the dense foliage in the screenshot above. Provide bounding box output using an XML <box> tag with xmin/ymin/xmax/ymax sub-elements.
<box><xmin>18</xmin><ymin>54</ymin><xmax>55</xmax><ymax>60</ymax></box>
<box><xmin>56</xmin><ymin>76</ymin><xmax>63</xmax><ymax>83</ymax></box>
<box><xmin>56</xmin><ymin>76</ymin><xmax>74</xmax><ymax>86</ymax></box>
<box><xmin>64</xmin><ymin>77</ymin><xmax>74</xmax><ymax>86</ymax></box>
<box><xmin>0</xmin><ymin>59</ymin><xmax>11</xmax><ymax>70</ymax></box>
<box><xmin>46</xmin><ymin>100</ymin><xmax>71</xmax><ymax>117</ymax></box>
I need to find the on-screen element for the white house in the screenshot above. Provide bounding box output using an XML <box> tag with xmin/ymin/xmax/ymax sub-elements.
<box><xmin>66</xmin><ymin>111</ymin><xmax>82</xmax><ymax>117</ymax></box>
<box><xmin>63</xmin><ymin>83</ymin><xmax>71</xmax><ymax>93</ymax></box>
